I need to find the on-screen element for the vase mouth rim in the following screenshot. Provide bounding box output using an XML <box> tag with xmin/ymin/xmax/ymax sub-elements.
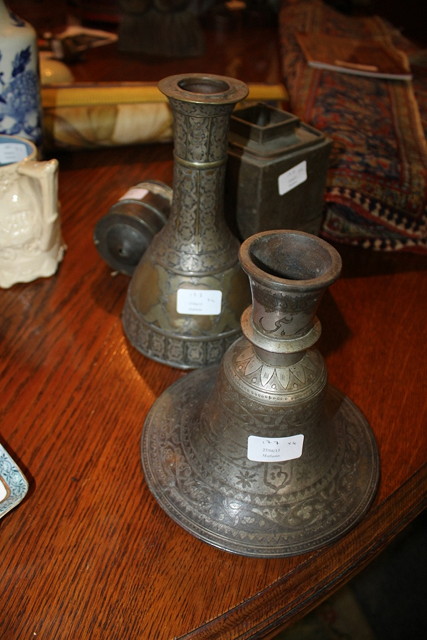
<box><xmin>240</xmin><ymin>230</ymin><xmax>342</xmax><ymax>290</ymax></box>
<box><xmin>0</xmin><ymin>135</ymin><xmax>36</xmax><ymax>168</ymax></box>
<box><xmin>158</xmin><ymin>73</ymin><xmax>248</xmax><ymax>105</ymax></box>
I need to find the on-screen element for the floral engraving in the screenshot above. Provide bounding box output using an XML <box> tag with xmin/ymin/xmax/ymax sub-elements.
<box><xmin>142</xmin><ymin>366</ymin><xmax>379</xmax><ymax>556</ymax></box>
<box><xmin>235</xmin><ymin>470</ymin><xmax>257</xmax><ymax>489</ymax></box>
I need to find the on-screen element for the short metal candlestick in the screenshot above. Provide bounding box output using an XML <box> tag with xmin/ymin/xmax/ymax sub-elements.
<box><xmin>141</xmin><ymin>230</ymin><xmax>380</xmax><ymax>557</ymax></box>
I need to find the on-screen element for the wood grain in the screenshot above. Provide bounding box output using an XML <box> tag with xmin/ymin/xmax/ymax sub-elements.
<box><xmin>1</xmin><ymin>20</ymin><xmax>426</xmax><ymax>640</ymax></box>
<box><xmin>1</xmin><ymin>138</ymin><xmax>425</xmax><ymax>640</ymax></box>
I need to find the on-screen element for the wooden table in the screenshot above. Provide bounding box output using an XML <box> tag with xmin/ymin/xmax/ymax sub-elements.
<box><xmin>1</xmin><ymin>138</ymin><xmax>426</xmax><ymax>639</ymax></box>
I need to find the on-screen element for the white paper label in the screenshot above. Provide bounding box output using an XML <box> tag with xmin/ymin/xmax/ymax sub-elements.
<box><xmin>0</xmin><ymin>142</ymin><xmax>28</xmax><ymax>165</ymax></box>
<box><xmin>278</xmin><ymin>161</ymin><xmax>307</xmax><ymax>195</ymax></box>
<box><xmin>247</xmin><ymin>434</ymin><xmax>304</xmax><ymax>462</ymax></box>
<box><xmin>119</xmin><ymin>187</ymin><xmax>149</xmax><ymax>201</ymax></box>
<box><xmin>177</xmin><ymin>288</ymin><xmax>222</xmax><ymax>315</ymax></box>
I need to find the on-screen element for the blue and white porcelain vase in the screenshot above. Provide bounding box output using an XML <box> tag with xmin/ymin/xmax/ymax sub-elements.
<box><xmin>0</xmin><ymin>0</ymin><xmax>42</xmax><ymax>145</ymax></box>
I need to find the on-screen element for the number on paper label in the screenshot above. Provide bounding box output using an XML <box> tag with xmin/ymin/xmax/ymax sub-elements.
<box><xmin>278</xmin><ymin>161</ymin><xmax>307</xmax><ymax>195</ymax></box>
<box><xmin>177</xmin><ymin>288</ymin><xmax>222</xmax><ymax>315</ymax></box>
<box><xmin>247</xmin><ymin>434</ymin><xmax>304</xmax><ymax>462</ymax></box>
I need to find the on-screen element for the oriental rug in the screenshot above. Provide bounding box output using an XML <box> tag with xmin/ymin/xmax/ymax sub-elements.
<box><xmin>279</xmin><ymin>0</ymin><xmax>427</xmax><ymax>252</ymax></box>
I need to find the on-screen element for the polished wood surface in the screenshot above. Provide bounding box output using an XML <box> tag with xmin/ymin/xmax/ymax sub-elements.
<box><xmin>1</xmin><ymin>11</ymin><xmax>427</xmax><ymax>639</ymax></box>
<box><xmin>1</xmin><ymin>138</ymin><xmax>426</xmax><ymax>640</ymax></box>
<box><xmin>68</xmin><ymin>26</ymin><xmax>282</xmax><ymax>86</ymax></box>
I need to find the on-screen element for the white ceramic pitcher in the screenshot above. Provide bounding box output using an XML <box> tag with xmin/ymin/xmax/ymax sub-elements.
<box><xmin>0</xmin><ymin>135</ymin><xmax>65</xmax><ymax>288</ymax></box>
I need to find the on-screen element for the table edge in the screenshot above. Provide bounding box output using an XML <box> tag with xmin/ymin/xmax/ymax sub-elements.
<box><xmin>178</xmin><ymin>464</ymin><xmax>427</xmax><ymax>640</ymax></box>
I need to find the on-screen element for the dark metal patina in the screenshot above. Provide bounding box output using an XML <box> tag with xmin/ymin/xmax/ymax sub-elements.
<box><xmin>94</xmin><ymin>180</ymin><xmax>172</xmax><ymax>275</ymax></box>
<box><xmin>226</xmin><ymin>103</ymin><xmax>332</xmax><ymax>239</ymax></box>
<box><xmin>122</xmin><ymin>73</ymin><xmax>251</xmax><ymax>369</ymax></box>
<box><xmin>141</xmin><ymin>230</ymin><xmax>380</xmax><ymax>557</ymax></box>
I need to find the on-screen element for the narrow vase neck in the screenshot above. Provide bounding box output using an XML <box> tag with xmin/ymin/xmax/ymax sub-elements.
<box><xmin>154</xmin><ymin>73</ymin><xmax>249</xmax><ymax>273</ymax></box>
<box><xmin>239</xmin><ymin>230</ymin><xmax>342</xmax><ymax>355</ymax></box>
<box><xmin>167</xmin><ymin>97</ymin><xmax>234</xmax><ymax>238</ymax></box>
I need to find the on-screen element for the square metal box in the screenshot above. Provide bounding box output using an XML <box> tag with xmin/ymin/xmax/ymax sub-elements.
<box><xmin>226</xmin><ymin>103</ymin><xmax>332</xmax><ymax>239</ymax></box>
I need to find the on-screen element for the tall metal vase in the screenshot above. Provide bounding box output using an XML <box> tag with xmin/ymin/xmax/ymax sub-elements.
<box><xmin>141</xmin><ymin>230</ymin><xmax>380</xmax><ymax>557</ymax></box>
<box><xmin>122</xmin><ymin>73</ymin><xmax>250</xmax><ymax>369</ymax></box>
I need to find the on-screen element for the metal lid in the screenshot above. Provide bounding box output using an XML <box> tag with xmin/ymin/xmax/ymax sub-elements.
<box><xmin>93</xmin><ymin>180</ymin><xmax>172</xmax><ymax>275</ymax></box>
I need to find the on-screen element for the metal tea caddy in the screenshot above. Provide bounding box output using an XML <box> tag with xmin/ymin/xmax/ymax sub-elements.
<box><xmin>141</xmin><ymin>230</ymin><xmax>380</xmax><ymax>558</ymax></box>
<box><xmin>225</xmin><ymin>102</ymin><xmax>332</xmax><ymax>240</ymax></box>
<box><xmin>94</xmin><ymin>180</ymin><xmax>172</xmax><ymax>276</ymax></box>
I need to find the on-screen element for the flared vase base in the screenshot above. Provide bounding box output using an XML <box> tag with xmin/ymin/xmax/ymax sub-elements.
<box><xmin>122</xmin><ymin>296</ymin><xmax>241</xmax><ymax>369</ymax></box>
<box><xmin>141</xmin><ymin>367</ymin><xmax>380</xmax><ymax>558</ymax></box>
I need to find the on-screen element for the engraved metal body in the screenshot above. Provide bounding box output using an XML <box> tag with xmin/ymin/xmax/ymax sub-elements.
<box><xmin>122</xmin><ymin>74</ymin><xmax>250</xmax><ymax>369</ymax></box>
<box><xmin>141</xmin><ymin>230</ymin><xmax>380</xmax><ymax>557</ymax></box>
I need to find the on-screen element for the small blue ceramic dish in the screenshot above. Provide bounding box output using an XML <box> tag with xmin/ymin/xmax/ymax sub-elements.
<box><xmin>0</xmin><ymin>443</ymin><xmax>28</xmax><ymax>519</ymax></box>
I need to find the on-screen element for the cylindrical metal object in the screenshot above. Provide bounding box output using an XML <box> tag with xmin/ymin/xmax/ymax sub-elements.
<box><xmin>122</xmin><ymin>73</ymin><xmax>251</xmax><ymax>369</ymax></box>
<box><xmin>93</xmin><ymin>180</ymin><xmax>172</xmax><ymax>275</ymax></box>
<box><xmin>141</xmin><ymin>230</ymin><xmax>380</xmax><ymax>557</ymax></box>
